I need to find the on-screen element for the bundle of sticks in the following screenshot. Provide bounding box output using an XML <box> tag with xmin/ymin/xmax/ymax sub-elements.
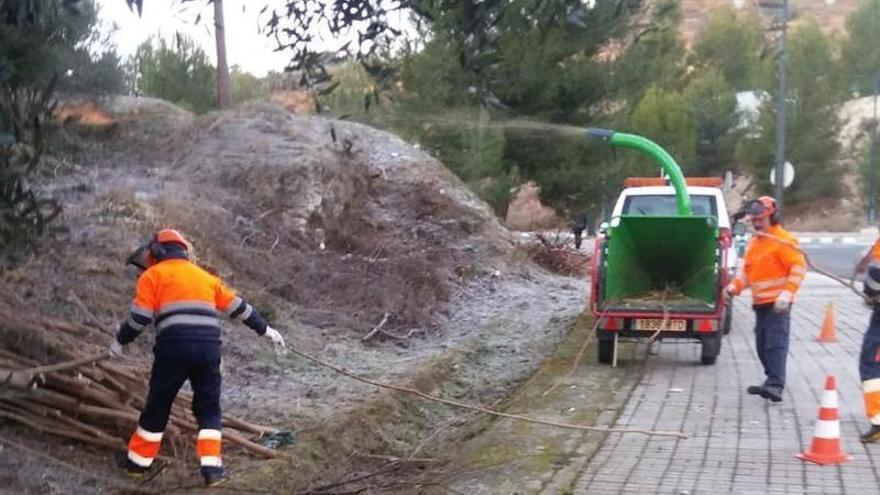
<box><xmin>0</xmin><ymin>303</ymin><xmax>278</xmax><ymax>459</ymax></box>
<box><xmin>532</xmin><ymin>232</ymin><xmax>591</xmax><ymax>277</ymax></box>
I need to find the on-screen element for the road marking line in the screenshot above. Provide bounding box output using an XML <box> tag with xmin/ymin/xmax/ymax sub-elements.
<box><xmin>800</xmin><ymin>238</ymin><xmax>813</xmax><ymax>244</ymax></box>
<box><xmin>819</xmin><ymin>237</ymin><xmax>834</xmax><ymax>244</ymax></box>
<box><xmin>843</xmin><ymin>237</ymin><xmax>857</xmax><ymax>244</ymax></box>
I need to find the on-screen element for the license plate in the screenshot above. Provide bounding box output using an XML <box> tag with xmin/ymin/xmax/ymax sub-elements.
<box><xmin>635</xmin><ymin>318</ymin><xmax>687</xmax><ymax>332</ymax></box>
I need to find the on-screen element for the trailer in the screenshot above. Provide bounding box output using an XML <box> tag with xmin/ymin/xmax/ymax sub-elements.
<box><xmin>588</xmin><ymin>129</ymin><xmax>733</xmax><ymax>366</ymax></box>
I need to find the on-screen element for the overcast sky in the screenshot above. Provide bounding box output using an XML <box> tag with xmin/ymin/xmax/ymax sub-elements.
<box><xmin>96</xmin><ymin>0</ymin><xmax>295</xmax><ymax>76</ymax></box>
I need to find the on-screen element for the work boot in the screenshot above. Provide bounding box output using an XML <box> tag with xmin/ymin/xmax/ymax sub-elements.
<box><xmin>202</xmin><ymin>467</ymin><xmax>227</xmax><ymax>487</ymax></box>
<box><xmin>861</xmin><ymin>425</ymin><xmax>880</xmax><ymax>443</ymax></box>
<box><xmin>761</xmin><ymin>386</ymin><xmax>783</xmax><ymax>403</ymax></box>
<box><xmin>746</xmin><ymin>385</ymin><xmax>764</xmax><ymax>396</ymax></box>
<box><xmin>118</xmin><ymin>454</ymin><xmax>166</xmax><ymax>483</ymax></box>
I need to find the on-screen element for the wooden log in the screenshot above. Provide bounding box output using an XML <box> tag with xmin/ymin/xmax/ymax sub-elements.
<box><xmin>170</xmin><ymin>392</ymin><xmax>275</xmax><ymax>435</ymax></box>
<box><xmin>0</xmin><ymin>357</ymin><xmax>26</xmax><ymax>368</ymax></box>
<box><xmin>23</xmin><ymin>388</ymin><xmax>80</xmax><ymax>408</ymax></box>
<box><xmin>0</xmin><ymin>409</ymin><xmax>125</xmax><ymax>451</ymax></box>
<box><xmin>0</xmin><ymin>348</ymin><xmax>39</xmax><ymax>365</ymax></box>
<box><xmin>5</xmin><ymin>400</ymin><xmax>117</xmax><ymax>442</ymax></box>
<box><xmin>0</xmin><ymin>369</ymin><xmax>36</xmax><ymax>389</ymax></box>
<box><xmin>76</xmin><ymin>366</ymin><xmax>106</xmax><ymax>384</ymax></box>
<box><xmin>1</xmin><ymin>398</ymin><xmax>61</xmax><ymax>419</ymax></box>
<box><xmin>42</xmin><ymin>375</ymin><xmax>125</xmax><ymax>409</ymax></box>
<box><xmin>161</xmin><ymin>413</ymin><xmax>277</xmax><ymax>458</ymax></box>
<box><xmin>222</xmin><ymin>415</ymin><xmax>278</xmax><ymax>435</ymax></box>
<box><xmin>24</xmin><ymin>389</ymin><xmax>180</xmax><ymax>438</ymax></box>
<box><xmin>223</xmin><ymin>429</ymin><xmax>279</xmax><ymax>459</ymax></box>
<box><xmin>97</xmin><ymin>362</ymin><xmax>147</xmax><ymax>384</ymax></box>
<box><xmin>45</xmin><ymin>373</ymin><xmax>92</xmax><ymax>389</ymax></box>
<box><xmin>18</xmin><ymin>352</ymin><xmax>108</xmax><ymax>377</ymax></box>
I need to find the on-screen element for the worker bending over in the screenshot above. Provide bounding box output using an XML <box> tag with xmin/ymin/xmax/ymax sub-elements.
<box><xmin>109</xmin><ymin>229</ymin><xmax>286</xmax><ymax>486</ymax></box>
<box><xmin>726</xmin><ymin>196</ymin><xmax>806</xmax><ymax>402</ymax></box>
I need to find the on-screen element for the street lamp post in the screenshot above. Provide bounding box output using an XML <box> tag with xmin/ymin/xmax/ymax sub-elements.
<box><xmin>870</xmin><ymin>73</ymin><xmax>879</xmax><ymax>224</ymax></box>
<box><xmin>747</xmin><ymin>0</ymin><xmax>836</xmax><ymax>217</ymax></box>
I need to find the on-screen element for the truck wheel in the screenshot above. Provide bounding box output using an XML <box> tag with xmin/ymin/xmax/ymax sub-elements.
<box><xmin>598</xmin><ymin>337</ymin><xmax>615</xmax><ymax>365</ymax></box>
<box><xmin>722</xmin><ymin>306</ymin><xmax>733</xmax><ymax>335</ymax></box>
<box><xmin>701</xmin><ymin>333</ymin><xmax>721</xmax><ymax>365</ymax></box>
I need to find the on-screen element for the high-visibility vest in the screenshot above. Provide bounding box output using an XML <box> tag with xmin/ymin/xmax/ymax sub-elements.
<box><xmin>730</xmin><ymin>224</ymin><xmax>806</xmax><ymax>306</ymax></box>
<box><xmin>869</xmin><ymin>238</ymin><xmax>880</xmax><ymax>265</ymax></box>
<box><xmin>121</xmin><ymin>259</ymin><xmax>250</xmax><ymax>344</ymax></box>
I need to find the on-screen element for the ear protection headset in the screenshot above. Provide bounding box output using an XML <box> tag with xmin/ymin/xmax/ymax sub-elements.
<box><xmin>744</xmin><ymin>196</ymin><xmax>779</xmax><ymax>225</ymax></box>
<box><xmin>126</xmin><ymin>229</ymin><xmax>189</xmax><ymax>270</ymax></box>
<box><xmin>147</xmin><ymin>232</ymin><xmax>174</xmax><ymax>261</ymax></box>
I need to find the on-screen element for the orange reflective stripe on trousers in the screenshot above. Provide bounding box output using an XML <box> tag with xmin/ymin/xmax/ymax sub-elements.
<box><xmin>196</xmin><ymin>429</ymin><xmax>222</xmax><ymax>467</ymax></box>
<box><xmin>128</xmin><ymin>426</ymin><xmax>163</xmax><ymax>467</ymax></box>
<box><xmin>865</xmin><ymin>379</ymin><xmax>880</xmax><ymax>425</ymax></box>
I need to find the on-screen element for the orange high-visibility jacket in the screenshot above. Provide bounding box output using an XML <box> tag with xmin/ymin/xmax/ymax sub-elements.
<box><xmin>729</xmin><ymin>224</ymin><xmax>806</xmax><ymax>306</ymax></box>
<box><xmin>869</xmin><ymin>238</ymin><xmax>880</xmax><ymax>263</ymax></box>
<box><xmin>117</xmin><ymin>258</ymin><xmax>267</xmax><ymax>345</ymax></box>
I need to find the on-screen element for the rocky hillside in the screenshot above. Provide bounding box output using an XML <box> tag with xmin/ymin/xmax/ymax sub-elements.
<box><xmin>8</xmin><ymin>97</ymin><xmax>514</xmax><ymax>337</ymax></box>
<box><xmin>0</xmin><ymin>97</ymin><xmax>590</xmax><ymax>492</ymax></box>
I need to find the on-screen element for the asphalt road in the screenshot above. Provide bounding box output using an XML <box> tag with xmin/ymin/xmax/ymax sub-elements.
<box><xmin>802</xmin><ymin>242</ymin><xmax>869</xmax><ymax>279</ymax></box>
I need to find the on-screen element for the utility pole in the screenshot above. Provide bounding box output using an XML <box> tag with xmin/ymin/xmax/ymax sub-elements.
<box><xmin>213</xmin><ymin>0</ymin><xmax>231</xmax><ymax>109</ymax></box>
<box><xmin>772</xmin><ymin>0</ymin><xmax>789</xmax><ymax>217</ymax></box>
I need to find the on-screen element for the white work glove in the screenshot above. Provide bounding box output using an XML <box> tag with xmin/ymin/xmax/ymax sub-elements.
<box><xmin>264</xmin><ymin>326</ymin><xmax>287</xmax><ymax>353</ymax></box>
<box><xmin>774</xmin><ymin>290</ymin><xmax>793</xmax><ymax>313</ymax></box>
<box><xmin>108</xmin><ymin>339</ymin><xmax>124</xmax><ymax>359</ymax></box>
<box><xmin>723</xmin><ymin>283</ymin><xmax>736</xmax><ymax>302</ymax></box>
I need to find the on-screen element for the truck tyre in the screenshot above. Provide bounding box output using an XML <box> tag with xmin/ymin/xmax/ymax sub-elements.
<box><xmin>701</xmin><ymin>333</ymin><xmax>721</xmax><ymax>365</ymax></box>
<box><xmin>598</xmin><ymin>336</ymin><xmax>615</xmax><ymax>365</ymax></box>
<box><xmin>722</xmin><ymin>306</ymin><xmax>733</xmax><ymax>335</ymax></box>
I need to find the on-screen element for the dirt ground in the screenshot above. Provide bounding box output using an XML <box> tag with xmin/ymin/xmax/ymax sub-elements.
<box><xmin>0</xmin><ymin>97</ymin><xmax>597</xmax><ymax>492</ymax></box>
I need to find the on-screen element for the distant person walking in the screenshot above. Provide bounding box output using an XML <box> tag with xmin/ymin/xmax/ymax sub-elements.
<box><xmin>572</xmin><ymin>214</ymin><xmax>590</xmax><ymax>250</ymax></box>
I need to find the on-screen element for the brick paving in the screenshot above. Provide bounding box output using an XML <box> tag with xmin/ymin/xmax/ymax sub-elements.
<box><xmin>574</xmin><ymin>274</ymin><xmax>880</xmax><ymax>494</ymax></box>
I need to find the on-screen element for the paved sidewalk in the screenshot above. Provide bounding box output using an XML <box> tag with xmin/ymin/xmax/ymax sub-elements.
<box><xmin>574</xmin><ymin>273</ymin><xmax>880</xmax><ymax>494</ymax></box>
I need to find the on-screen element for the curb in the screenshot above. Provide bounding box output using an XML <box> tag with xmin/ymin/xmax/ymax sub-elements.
<box><xmin>797</xmin><ymin>236</ymin><xmax>864</xmax><ymax>245</ymax></box>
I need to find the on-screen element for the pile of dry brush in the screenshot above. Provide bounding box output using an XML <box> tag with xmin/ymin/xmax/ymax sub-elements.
<box><xmin>527</xmin><ymin>232</ymin><xmax>591</xmax><ymax>277</ymax></box>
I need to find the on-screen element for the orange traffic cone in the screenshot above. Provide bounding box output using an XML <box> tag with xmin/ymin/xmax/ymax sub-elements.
<box><xmin>816</xmin><ymin>302</ymin><xmax>838</xmax><ymax>343</ymax></box>
<box><xmin>797</xmin><ymin>375</ymin><xmax>852</xmax><ymax>465</ymax></box>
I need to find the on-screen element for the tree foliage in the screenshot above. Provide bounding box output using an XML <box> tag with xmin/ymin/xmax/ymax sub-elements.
<box><xmin>610</xmin><ymin>0</ymin><xmax>686</xmax><ymax>106</ymax></box>
<box><xmin>130</xmin><ymin>35</ymin><xmax>217</xmax><ymax>113</ymax></box>
<box><xmin>229</xmin><ymin>65</ymin><xmax>263</xmax><ymax>104</ymax></box>
<box><xmin>684</xmin><ymin>68</ymin><xmax>739</xmax><ymax>173</ymax></box>
<box><xmin>629</xmin><ymin>85</ymin><xmax>697</xmax><ymax>173</ymax></box>
<box><xmin>841</xmin><ymin>0</ymin><xmax>880</xmax><ymax>92</ymax></box>
<box><xmin>692</xmin><ymin>7</ymin><xmax>766</xmax><ymax>91</ymax></box>
<box><xmin>0</xmin><ymin>0</ymin><xmax>89</xmax><ymax>268</ymax></box>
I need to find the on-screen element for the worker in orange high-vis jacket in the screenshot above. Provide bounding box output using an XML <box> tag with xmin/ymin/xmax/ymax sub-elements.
<box><xmin>108</xmin><ymin>229</ymin><xmax>286</xmax><ymax>487</ymax></box>
<box><xmin>855</xmin><ymin>234</ymin><xmax>880</xmax><ymax>442</ymax></box>
<box><xmin>856</xmin><ymin>231</ymin><xmax>880</xmax><ymax>274</ymax></box>
<box><xmin>726</xmin><ymin>196</ymin><xmax>806</xmax><ymax>403</ymax></box>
